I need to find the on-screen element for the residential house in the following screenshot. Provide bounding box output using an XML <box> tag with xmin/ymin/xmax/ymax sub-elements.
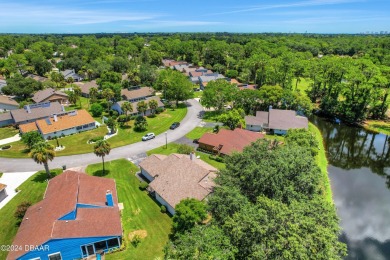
<box><xmin>198</xmin><ymin>128</ymin><xmax>264</xmax><ymax>156</ymax></box>
<box><xmin>245</xmin><ymin>108</ymin><xmax>308</xmax><ymax>135</ymax></box>
<box><xmin>8</xmin><ymin>171</ymin><xmax>122</xmax><ymax>260</ymax></box>
<box><xmin>32</xmin><ymin>88</ymin><xmax>68</xmax><ymax>104</ymax></box>
<box><xmin>111</xmin><ymin>96</ymin><xmax>164</xmax><ymax>116</ymax></box>
<box><xmin>139</xmin><ymin>153</ymin><xmax>217</xmax><ymax>215</ymax></box>
<box><xmin>0</xmin><ymin>95</ymin><xmax>19</xmax><ymax>111</ymax></box>
<box><xmin>237</xmin><ymin>83</ymin><xmax>257</xmax><ymax>90</ymax></box>
<box><xmin>199</xmin><ymin>74</ymin><xmax>227</xmax><ymax>89</ymax></box>
<box><xmin>78</xmin><ymin>80</ymin><xmax>98</xmax><ymax>98</ymax></box>
<box><xmin>121</xmin><ymin>87</ymin><xmax>154</xmax><ymax>102</ymax></box>
<box><xmin>26</xmin><ymin>74</ymin><xmax>48</xmax><ymax>83</ymax></box>
<box><xmin>0</xmin><ymin>183</ymin><xmax>7</xmax><ymax>202</ymax></box>
<box><xmin>0</xmin><ymin>102</ymin><xmax>64</xmax><ymax>127</ymax></box>
<box><xmin>61</xmin><ymin>69</ymin><xmax>83</xmax><ymax>82</ymax></box>
<box><xmin>162</xmin><ymin>59</ymin><xmax>188</xmax><ymax>68</ymax></box>
<box><xmin>19</xmin><ymin>109</ymin><xmax>96</xmax><ymax>139</ymax></box>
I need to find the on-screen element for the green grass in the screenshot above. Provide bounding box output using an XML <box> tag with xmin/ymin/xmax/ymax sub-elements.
<box><xmin>0</xmin><ymin>126</ymin><xmax>19</xmax><ymax>140</ymax></box>
<box><xmin>263</xmin><ymin>134</ymin><xmax>285</xmax><ymax>142</ymax></box>
<box><xmin>65</xmin><ymin>96</ymin><xmax>90</xmax><ymax>111</ymax></box>
<box><xmin>85</xmin><ymin>159</ymin><xmax>172</xmax><ymax>260</ymax></box>
<box><xmin>0</xmin><ymin>169</ymin><xmax>62</xmax><ymax>260</ymax></box>
<box><xmin>309</xmin><ymin>123</ymin><xmax>333</xmax><ymax>204</ymax></box>
<box><xmin>293</xmin><ymin>77</ymin><xmax>312</xmax><ymax>96</ymax></box>
<box><xmin>193</xmin><ymin>91</ymin><xmax>203</xmax><ymax>99</ymax></box>
<box><xmin>364</xmin><ymin>120</ymin><xmax>390</xmax><ymax>136</ymax></box>
<box><xmin>147</xmin><ymin>143</ymin><xmax>225</xmax><ymax>170</ymax></box>
<box><xmin>0</xmin><ymin>105</ymin><xmax>187</xmax><ymax>158</ymax></box>
<box><xmin>202</xmin><ymin>111</ymin><xmax>221</xmax><ymax>122</ymax></box>
<box><xmin>185</xmin><ymin>127</ymin><xmax>214</xmax><ymax>140</ymax></box>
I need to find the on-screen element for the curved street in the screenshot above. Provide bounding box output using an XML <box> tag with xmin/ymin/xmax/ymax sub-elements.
<box><xmin>0</xmin><ymin>99</ymin><xmax>204</xmax><ymax>172</ymax></box>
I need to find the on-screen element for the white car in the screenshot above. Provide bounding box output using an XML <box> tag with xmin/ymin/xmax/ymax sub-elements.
<box><xmin>142</xmin><ymin>133</ymin><xmax>155</xmax><ymax>141</ymax></box>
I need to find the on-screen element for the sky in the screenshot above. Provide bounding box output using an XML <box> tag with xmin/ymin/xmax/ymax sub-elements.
<box><xmin>0</xmin><ymin>0</ymin><xmax>389</xmax><ymax>34</ymax></box>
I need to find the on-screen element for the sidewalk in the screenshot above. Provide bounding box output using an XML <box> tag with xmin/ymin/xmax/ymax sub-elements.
<box><xmin>0</xmin><ymin>134</ymin><xmax>21</xmax><ymax>146</ymax></box>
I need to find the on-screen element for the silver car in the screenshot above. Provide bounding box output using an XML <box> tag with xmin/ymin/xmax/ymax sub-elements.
<box><xmin>142</xmin><ymin>133</ymin><xmax>155</xmax><ymax>141</ymax></box>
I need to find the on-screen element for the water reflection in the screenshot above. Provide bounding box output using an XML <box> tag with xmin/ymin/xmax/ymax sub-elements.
<box><xmin>311</xmin><ymin>117</ymin><xmax>390</xmax><ymax>260</ymax></box>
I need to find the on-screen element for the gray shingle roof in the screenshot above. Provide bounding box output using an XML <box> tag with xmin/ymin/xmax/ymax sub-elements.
<box><xmin>10</xmin><ymin>102</ymin><xmax>64</xmax><ymax>124</ymax></box>
<box><xmin>245</xmin><ymin>109</ymin><xmax>308</xmax><ymax>131</ymax></box>
<box><xmin>32</xmin><ymin>88</ymin><xmax>68</xmax><ymax>103</ymax></box>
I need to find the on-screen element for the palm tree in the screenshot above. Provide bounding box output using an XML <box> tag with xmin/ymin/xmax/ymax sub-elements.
<box><xmin>137</xmin><ymin>101</ymin><xmax>148</xmax><ymax>116</ymax></box>
<box><xmin>148</xmin><ymin>99</ymin><xmax>158</xmax><ymax>115</ymax></box>
<box><xmin>73</xmin><ymin>85</ymin><xmax>82</xmax><ymax>108</ymax></box>
<box><xmin>68</xmin><ymin>91</ymin><xmax>78</xmax><ymax>106</ymax></box>
<box><xmin>89</xmin><ymin>87</ymin><xmax>98</xmax><ymax>105</ymax></box>
<box><xmin>121</xmin><ymin>101</ymin><xmax>133</xmax><ymax>121</ymax></box>
<box><xmin>93</xmin><ymin>139</ymin><xmax>111</xmax><ymax>175</ymax></box>
<box><xmin>30</xmin><ymin>141</ymin><xmax>56</xmax><ymax>178</ymax></box>
<box><xmin>102</xmin><ymin>88</ymin><xmax>115</xmax><ymax>113</ymax></box>
<box><xmin>66</xmin><ymin>77</ymin><xmax>74</xmax><ymax>91</ymax></box>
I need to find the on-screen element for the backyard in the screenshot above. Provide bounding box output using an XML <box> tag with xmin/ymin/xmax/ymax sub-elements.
<box><xmin>0</xmin><ymin>126</ymin><xmax>19</xmax><ymax>140</ymax></box>
<box><xmin>86</xmin><ymin>159</ymin><xmax>172</xmax><ymax>260</ymax></box>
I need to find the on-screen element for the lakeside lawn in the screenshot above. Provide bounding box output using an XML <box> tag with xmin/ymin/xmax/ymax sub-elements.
<box><xmin>0</xmin><ymin>105</ymin><xmax>187</xmax><ymax>158</ymax></box>
<box><xmin>0</xmin><ymin>169</ymin><xmax>62</xmax><ymax>260</ymax></box>
<box><xmin>309</xmin><ymin>123</ymin><xmax>333</xmax><ymax>204</ymax></box>
<box><xmin>364</xmin><ymin>120</ymin><xmax>390</xmax><ymax>136</ymax></box>
<box><xmin>85</xmin><ymin>159</ymin><xmax>172</xmax><ymax>260</ymax></box>
<box><xmin>0</xmin><ymin>126</ymin><xmax>19</xmax><ymax>140</ymax></box>
<box><xmin>147</xmin><ymin>143</ymin><xmax>225</xmax><ymax>170</ymax></box>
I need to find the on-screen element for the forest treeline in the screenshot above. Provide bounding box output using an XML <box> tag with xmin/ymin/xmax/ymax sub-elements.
<box><xmin>0</xmin><ymin>33</ymin><xmax>389</xmax><ymax>123</ymax></box>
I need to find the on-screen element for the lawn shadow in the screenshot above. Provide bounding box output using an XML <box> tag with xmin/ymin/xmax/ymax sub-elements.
<box><xmin>91</xmin><ymin>169</ymin><xmax>111</xmax><ymax>177</ymax></box>
<box><xmin>31</xmin><ymin>171</ymin><xmax>58</xmax><ymax>183</ymax></box>
<box><xmin>120</xmin><ymin>125</ymin><xmax>132</xmax><ymax>130</ymax></box>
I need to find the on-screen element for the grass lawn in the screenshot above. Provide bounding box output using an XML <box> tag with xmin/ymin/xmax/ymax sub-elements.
<box><xmin>0</xmin><ymin>105</ymin><xmax>187</xmax><ymax>158</ymax></box>
<box><xmin>293</xmin><ymin>77</ymin><xmax>312</xmax><ymax>96</ymax></box>
<box><xmin>0</xmin><ymin>169</ymin><xmax>62</xmax><ymax>260</ymax></box>
<box><xmin>202</xmin><ymin>111</ymin><xmax>221</xmax><ymax>122</ymax></box>
<box><xmin>185</xmin><ymin>126</ymin><xmax>213</xmax><ymax>140</ymax></box>
<box><xmin>364</xmin><ymin>120</ymin><xmax>390</xmax><ymax>136</ymax></box>
<box><xmin>309</xmin><ymin>123</ymin><xmax>333</xmax><ymax>204</ymax></box>
<box><xmin>0</xmin><ymin>126</ymin><xmax>19</xmax><ymax>140</ymax></box>
<box><xmin>85</xmin><ymin>159</ymin><xmax>172</xmax><ymax>260</ymax></box>
<box><xmin>193</xmin><ymin>91</ymin><xmax>203</xmax><ymax>99</ymax></box>
<box><xmin>65</xmin><ymin>96</ymin><xmax>90</xmax><ymax>112</ymax></box>
<box><xmin>263</xmin><ymin>134</ymin><xmax>285</xmax><ymax>142</ymax></box>
<box><xmin>147</xmin><ymin>143</ymin><xmax>225</xmax><ymax>170</ymax></box>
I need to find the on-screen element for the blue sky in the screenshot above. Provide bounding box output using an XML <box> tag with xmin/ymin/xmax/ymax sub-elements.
<box><xmin>0</xmin><ymin>0</ymin><xmax>389</xmax><ymax>33</ymax></box>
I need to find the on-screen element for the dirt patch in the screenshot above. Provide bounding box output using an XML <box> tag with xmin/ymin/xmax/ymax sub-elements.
<box><xmin>128</xmin><ymin>230</ymin><xmax>148</xmax><ymax>240</ymax></box>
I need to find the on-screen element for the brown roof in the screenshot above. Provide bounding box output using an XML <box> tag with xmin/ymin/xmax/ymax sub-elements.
<box><xmin>32</xmin><ymin>88</ymin><xmax>68</xmax><ymax>103</ymax></box>
<box><xmin>19</xmin><ymin>122</ymin><xmax>38</xmax><ymax>133</ymax></box>
<box><xmin>80</xmin><ymin>80</ymin><xmax>98</xmax><ymax>95</ymax></box>
<box><xmin>121</xmin><ymin>87</ymin><xmax>154</xmax><ymax>101</ymax></box>
<box><xmin>26</xmin><ymin>74</ymin><xmax>48</xmax><ymax>83</ymax></box>
<box><xmin>10</xmin><ymin>102</ymin><xmax>64</xmax><ymax>124</ymax></box>
<box><xmin>0</xmin><ymin>95</ymin><xmax>19</xmax><ymax>107</ymax></box>
<box><xmin>141</xmin><ymin>154</ymin><xmax>217</xmax><ymax>209</ymax></box>
<box><xmin>189</xmin><ymin>71</ymin><xmax>203</xmax><ymax>77</ymax></box>
<box><xmin>0</xmin><ymin>183</ymin><xmax>6</xmax><ymax>191</ymax></box>
<box><xmin>8</xmin><ymin>171</ymin><xmax>121</xmax><ymax>260</ymax></box>
<box><xmin>245</xmin><ymin>111</ymin><xmax>269</xmax><ymax>126</ymax></box>
<box><xmin>198</xmin><ymin>128</ymin><xmax>264</xmax><ymax>155</ymax></box>
<box><xmin>35</xmin><ymin>109</ymin><xmax>95</xmax><ymax>135</ymax></box>
<box><xmin>0</xmin><ymin>111</ymin><xmax>12</xmax><ymax>121</ymax></box>
<box><xmin>162</xmin><ymin>59</ymin><xmax>188</xmax><ymax>67</ymax></box>
<box><xmin>238</xmin><ymin>84</ymin><xmax>257</xmax><ymax>90</ymax></box>
<box><xmin>230</xmin><ymin>79</ymin><xmax>240</xmax><ymax>84</ymax></box>
<box><xmin>269</xmin><ymin>109</ymin><xmax>308</xmax><ymax>130</ymax></box>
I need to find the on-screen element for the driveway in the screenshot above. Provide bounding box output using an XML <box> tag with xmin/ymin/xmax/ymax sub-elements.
<box><xmin>0</xmin><ymin>134</ymin><xmax>21</xmax><ymax>146</ymax></box>
<box><xmin>0</xmin><ymin>99</ymin><xmax>204</xmax><ymax>172</ymax></box>
<box><xmin>0</xmin><ymin>171</ymin><xmax>37</xmax><ymax>210</ymax></box>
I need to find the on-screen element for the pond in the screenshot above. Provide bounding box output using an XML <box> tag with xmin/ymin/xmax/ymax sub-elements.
<box><xmin>311</xmin><ymin>117</ymin><xmax>390</xmax><ymax>259</ymax></box>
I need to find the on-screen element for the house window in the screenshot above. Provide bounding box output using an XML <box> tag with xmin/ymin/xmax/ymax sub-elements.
<box><xmin>82</xmin><ymin>124</ymin><xmax>89</xmax><ymax>129</ymax></box>
<box><xmin>48</xmin><ymin>252</ymin><xmax>62</xmax><ymax>260</ymax></box>
<box><xmin>94</xmin><ymin>241</ymin><xmax>107</xmax><ymax>252</ymax></box>
<box><xmin>76</xmin><ymin>126</ymin><xmax>82</xmax><ymax>130</ymax></box>
<box><xmin>107</xmin><ymin>238</ymin><xmax>120</xmax><ymax>248</ymax></box>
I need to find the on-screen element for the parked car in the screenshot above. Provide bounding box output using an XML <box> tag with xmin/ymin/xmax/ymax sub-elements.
<box><xmin>193</xmin><ymin>138</ymin><xmax>199</xmax><ymax>144</ymax></box>
<box><xmin>170</xmin><ymin>122</ymin><xmax>180</xmax><ymax>130</ymax></box>
<box><xmin>142</xmin><ymin>133</ymin><xmax>155</xmax><ymax>141</ymax></box>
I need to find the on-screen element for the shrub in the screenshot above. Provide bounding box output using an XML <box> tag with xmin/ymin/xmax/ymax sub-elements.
<box><xmin>177</xmin><ymin>144</ymin><xmax>194</xmax><ymax>155</ymax></box>
<box><xmin>161</xmin><ymin>205</ymin><xmax>167</xmax><ymax>213</ymax></box>
<box><xmin>89</xmin><ymin>136</ymin><xmax>104</xmax><ymax>143</ymax></box>
<box><xmin>1</xmin><ymin>145</ymin><xmax>11</xmax><ymax>150</ymax></box>
<box><xmin>131</xmin><ymin>234</ymin><xmax>141</xmax><ymax>247</ymax></box>
<box><xmin>14</xmin><ymin>201</ymin><xmax>31</xmax><ymax>220</ymax></box>
<box><xmin>134</xmin><ymin>116</ymin><xmax>148</xmax><ymax>132</ymax></box>
<box><xmin>139</xmin><ymin>181</ymin><xmax>148</xmax><ymax>191</ymax></box>
<box><xmin>117</xmin><ymin>115</ymin><xmax>129</xmax><ymax>122</ymax></box>
<box><xmin>90</xmin><ymin>103</ymin><xmax>104</xmax><ymax>117</ymax></box>
<box><xmin>155</xmin><ymin>107</ymin><xmax>164</xmax><ymax>114</ymax></box>
<box><xmin>109</xmin><ymin>110</ymin><xmax>119</xmax><ymax>118</ymax></box>
<box><xmin>215</xmin><ymin>156</ymin><xmax>224</xmax><ymax>162</ymax></box>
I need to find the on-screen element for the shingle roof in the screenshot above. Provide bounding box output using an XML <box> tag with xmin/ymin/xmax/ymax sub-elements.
<box><xmin>32</xmin><ymin>88</ymin><xmax>68</xmax><ymax>103</ymax></box>
<box><xmin>269</xmin><ymin>109</ymin><xmax>308</xmax><ymax>130</ymax></box>
<box><xmin>121</xmin><ymin>87</ymin><xmax>154</xmax><ymax>101</ymax></box>
<box><xmin>198</xmin><ymin>128</ymin><xmax>264</xmax><ymax>155</ymax></box>
<box><xmin>19</xmin><ymin>122</ymin><xmax>38</xmax><ymax>133</ymax></box>
<box><xmin>116</xmin><ymin>96</ymin><xmax>164</xmax><ymax>114</ymax></box>
<box><xmin>26</xmin><ymin>74</ymin><xmax>48</xmax><ymax>83</ymax></box>
<box><xmin>10</xmin><ymin>102</ymin><xmax>64</xmax><ymax>124</ymax></box>
<box><xmin>8</xmin><ymin>171</ymin><xmax>121</xmax><ymax>260</ymax></box>
<box><xmin>141</xmin><ymin>154</ymin><xmax>217</xmax><ymax>210</ymax></box>
<box><xmin>0</xmin><ymin>183</ymin><xmax>6</xmax><ymax>191</ymax></box>
<box><xmin>79</xmin><ymin>80</ymin><xmax>98</xmax><ymax>95</ymax></box>
<box><xmin>0</xmin><ymin>111</ymin><xmax>12</xmax><ymax>121</ymax></box>
<box><xmin>0</xmin><ymin>95</ymin><xmax>19</xmax><ymax>107</ymax></box>
<box><xmin>35</xmin><ymin>109</ymin><xmax>95</xmax><ymax>135</ymax></box>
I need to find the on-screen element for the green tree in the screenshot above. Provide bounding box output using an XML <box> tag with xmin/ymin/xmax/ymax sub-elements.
<box><xmin>50</xmin><ymin>71</ymin><xmax>65</xmax><ymax>89</ymax></box>
<box><xmin>2</xmin><ymin>75</ymin><xmax>43</xmax><ymax>99</ymax></box>
<box><xmin>102</xmin><ymin>88</ymin><xmax>115</xmax><ymax>113</ymax></box>
<box><xmin>21</xmin><ymin>131</ymin><xmax>44</xmax><ymax>150</ymax></box>
<box><xmin>31</xmin><ymin>56</ymin><xmax>52</xmax><ymax>76</ymax></box>
<box><xmin>89</xmin><ymin>87</ymin><xmax>98</xmax><ymax>104</ymax></box>
<box><xmin>148</xmin><ymin>99</ymin><xmax>158</xmax><ymax>115</ymax></box>
<box><xmin>201</xmin><ymin>79</ymin><xmax>238</xmax><ymax>113</ymax></box>
<box><xmin>172</xmin><ymin>198</ymin><xmax>207</xmax><ymax>234</ymax></box>
<box><xmin>218</xmin><ymin>108</ymin><xmax>246</xmax><ymax>130</ymax></box>
<box><xmin>121</xmin><ymin>101</ymin><xmax>133</xmax><ymax>120</ymax></box>
<box><xmin>30</xmin><ymin>141</ymin><xmax>56</xmax><ymax>178</ymax></box>
<box><xmin>68</xmin><ymin>91</ymin><xmax>79</xmax><ymax>106</ymax></box>
<box><xmin>90</xmin><ymin>103</ymin><xmax>104</xmax><ymax>117</ymax></box>
<box><xmin>73</xmin><ymin>85</ymin><xmax>82</xmax><ymax>107</ymax></box>
<box><xmin>93</xmin><ymin>139</ymin><xmax>111</xmax><ymax>175</ymax></box>
<box><xmin>136</xmin><ymin>100</ymin><xmax>148</xmax><ymax>116</ymax></box>
<box><xmin>134</xmin><ymin>115</ymin><xmax>148</xmax><ymax>131</ymax></box>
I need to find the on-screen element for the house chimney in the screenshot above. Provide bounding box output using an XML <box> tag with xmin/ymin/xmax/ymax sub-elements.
<box><xmin>26</xmin><ymin>105</ymin><xmax>31</xmax><ymax>113</ymax></box>
<box><xmin>106</xmin><ymin>190</ymin><xmax>114</xmax><ymax>206</ymax></box>
<box><xmin>53</xmin><ymin>114</ymin><xmax>58</xmax><ymax>122</ymax></box>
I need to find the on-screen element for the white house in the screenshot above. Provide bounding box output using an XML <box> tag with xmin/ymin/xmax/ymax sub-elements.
<box><xmin>111</xmin><ymin>96</ymin><xmax>164</xmax><ymax>117</ymax></box>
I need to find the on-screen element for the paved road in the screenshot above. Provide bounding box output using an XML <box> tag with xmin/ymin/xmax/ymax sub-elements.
<box><xmin>0</xmin><ymin>99</ymin><xmax>204</xmax><ymax>172</ymax></box>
